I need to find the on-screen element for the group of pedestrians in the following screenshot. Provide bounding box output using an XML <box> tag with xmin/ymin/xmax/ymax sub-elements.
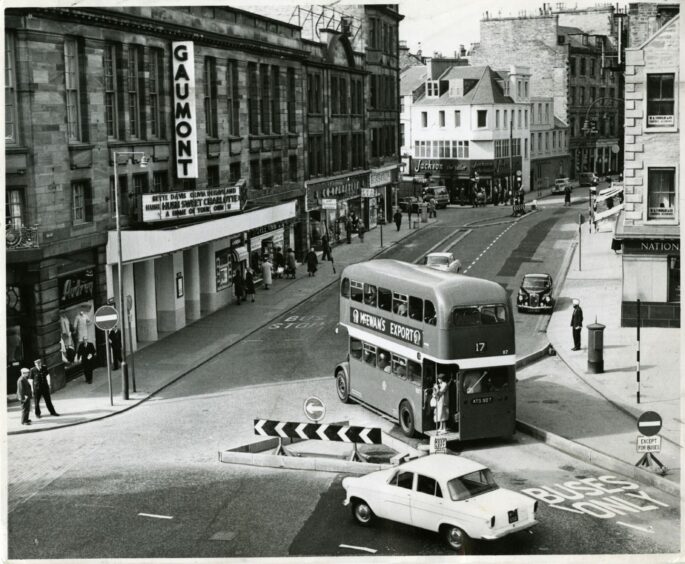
<box><xmin>16</xmin><ymin>358</ymin><xmax>60</xmax><ymax>425</ymax></box>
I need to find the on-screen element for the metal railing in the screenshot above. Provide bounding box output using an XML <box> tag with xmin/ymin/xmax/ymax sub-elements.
<box><xmin>5</xmin><ymin>224</ymin><xmax>39</xmax><ymax>249</ymax></box>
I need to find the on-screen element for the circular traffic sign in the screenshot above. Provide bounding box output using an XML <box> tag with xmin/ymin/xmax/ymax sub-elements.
<box><xmin>303</xmin><ymin>396</ymin><xmax>326</xmax><ymax>422</ymax></box>
<box><xmin>94</xmin><ymin>305</ymin><xmax>119</xmax><ymax>331</ymax></box>
<box><xmin>637</xmin><ymin>411</ymin><xmax>662</xmax><ymax>437</ymax></box>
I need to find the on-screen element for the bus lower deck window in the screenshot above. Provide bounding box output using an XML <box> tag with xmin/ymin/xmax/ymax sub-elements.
<box><xmin>378</xmin><ymin>348</ymin><xmax>391</xmax><ymax>372</ymax></box>
<box><xmin>363</xmin><ymin>343</ymin><xmax>377</xmax><ymax>367</ymax></box>
<box><xmin>350</xmin><ymin>337</ymin><xmax>362</xmax><ymax>360</ymax></box>
<box><xmin>407</xmin><ymin>360</ymin><xmax>421</xmax><ymax>384</ymax></box>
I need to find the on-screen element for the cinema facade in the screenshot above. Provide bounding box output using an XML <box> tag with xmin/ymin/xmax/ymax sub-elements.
<box><xmin>5</xmin><ymin>5</ymin><xmax>402</xmax><ymax>390</ymax></box>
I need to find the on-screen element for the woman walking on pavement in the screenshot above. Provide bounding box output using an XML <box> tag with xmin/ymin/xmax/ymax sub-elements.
<box><xmin>305</xmin><ymin>246</ymin><xmax>318</xmax><ymax>276</ymax></box>
<box><xmin>357</xmin><ymin>221</ymin><xmax>365</xmax><ymax>242</ymax></box>
<box><xmin>393</xmin><ymin>209</ymin><xmax>402</xmax><ymax>231</ymax></box>
<box><xmin>245</xmin><ymin>268</ymin><xmax>256</xmax><ymax>303</ymax></box>
<box><xmin>262</xmin><ymin>257</ymin><xmax>273</xmax><ymax>289</ymax></box>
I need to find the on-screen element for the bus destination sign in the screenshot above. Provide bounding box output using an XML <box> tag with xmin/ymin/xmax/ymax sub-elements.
<box><xmin>350</xmin><ymin>307</ymin><xmax>423</xmax><ymax>347</ymax></box>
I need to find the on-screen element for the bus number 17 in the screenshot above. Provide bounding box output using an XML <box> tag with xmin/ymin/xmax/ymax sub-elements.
<box><xmin>475</xmin><ymin>342</ymin><xmax>486</xmax><ymax>353</ymax></box>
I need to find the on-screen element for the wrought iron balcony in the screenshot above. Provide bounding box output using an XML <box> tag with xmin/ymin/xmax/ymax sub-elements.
<box><xmin>5</xmin><ymin>223</ymin><xmax>39</xmax><ymax>249</ymax></box>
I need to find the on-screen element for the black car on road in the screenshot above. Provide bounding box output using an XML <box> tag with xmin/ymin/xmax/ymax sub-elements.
<box><xmin>517</xmin><ymin>273</ymin><xmax>554</xmax><ymax>313</ymax></box>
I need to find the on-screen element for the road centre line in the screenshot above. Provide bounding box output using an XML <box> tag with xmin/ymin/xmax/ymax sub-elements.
<box><xmin>339</xmin><ymin>544</ymin><xmax>377</xmax><ymax>554</ymax></box>
<box><xmin>616</xmin><ymin>521</ymin><xmax>654</xmax><ymax>533</ymax></box>
<box><xmin>138</xmin><ymin>512</ymin><xmax>174</xmax><ymax>520</ymax></box>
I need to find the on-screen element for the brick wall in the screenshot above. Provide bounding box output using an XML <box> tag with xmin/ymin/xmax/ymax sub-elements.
<box><xmin>622</xmin><ymin>17</ymin><xmax>679</xmax><ymax>224</ymax></box>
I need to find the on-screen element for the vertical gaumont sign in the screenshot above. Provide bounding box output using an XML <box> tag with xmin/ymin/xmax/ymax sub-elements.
<box><xmin>172</xmin><ymin>41</ymin><xmax>198</xmax><ymax>179</ymax></box>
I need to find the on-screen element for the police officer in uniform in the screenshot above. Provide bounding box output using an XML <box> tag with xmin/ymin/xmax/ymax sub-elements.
<box><xmin>30</xmin><ymin>358</ymin><xmax>59</xmax><ymax>418</ymax></box>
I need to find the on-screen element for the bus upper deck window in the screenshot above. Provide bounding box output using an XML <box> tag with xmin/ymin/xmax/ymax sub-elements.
<box><xmin>363</xmin><ymin>343</ymin><xmax>377</xmax><ymax>367</ymax></box>
<box><xmin>481</xmin><ymin>305</ymin><xmax>507</xmax><ymax>324</ymax></box>
<box><xmin>424</xmin><ymin>300</ymin><xmax>437</xmax><ymax>325</ymax></box>
<box><xmin>350</xmin><ymin>337</ymin><xmax>362</xmax><ymax>360</ymax></box>
<box><xmin>341</xmin><ymin>278</ymin><xmax>350</xmax><ymax>298</ymax></box>
<box><xmin>378</xmin><ymin>287</ymin><xmax>392</xmax><ymax>311</ymax></box>
<box><xmin>453</xmin><ymin>307</ymin><xmax>480</xmax><ymax>326</ymax></box>
<box><xmin>364</xmin><ymin>283</ymin><xmax>377</xmax><ymax>306</ymax></box>
<box><xmin>393</xmin><ymin>292</ymin><xmax>408</xmax><ymax>317</ymax></box>
<box><xmin>351</xmin><ymin>280</ymin><xmax>363</xmax><ymax>302</ymax></box>
<box><xmin>409</xmin><ymin>296</ymin><xmax>423</xmax><ymax>321</ymax></box>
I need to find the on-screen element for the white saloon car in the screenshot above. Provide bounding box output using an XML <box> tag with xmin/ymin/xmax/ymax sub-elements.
<box><xmin>424</xmin><ymin>252</ymin><xmax>462</xmax><ymax>274</ymax></box>
<box><xmin>342</xmin><ymin>454</ymin><xmax>538</xmax><ymax>552</ymax></box>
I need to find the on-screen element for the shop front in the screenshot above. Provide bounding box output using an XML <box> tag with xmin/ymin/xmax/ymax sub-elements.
<box><xmin>106</xmin><ymin>200</ymin><xmax>297</xmax><ymax>348</ymax></box>
<box><xmin>616</xmin><ymin>230</ymin><xmax>680</xmax><ymax>328</ymax></box>
<box><xmin>369</xmin><ymin>165</ymin><xmax>400</xmax><ymax>227</ymax></box>
<box><xmin>412</xmin><ymin>159</ymin><xmax>469</xmax><ymax>204</ymax></box>
<box><xmin>305</xmin><ymin>171</ymin><xmax>370</xmax><ymax>249</ymax></box>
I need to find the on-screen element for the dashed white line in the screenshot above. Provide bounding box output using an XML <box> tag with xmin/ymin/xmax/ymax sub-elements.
<box><xmin>616</xmin><ymin>521</ymin><xmax>654</xmax><ymax>534</ymax></box>
<box><xmin>138</xmin><ymin>512</ymin><xmax>174</xmax><ymax>520</ymax></box>
<box><xmin>339</xmin><ymin>544</ymin><xmax>377</xmax><ymax>554</ymax></box>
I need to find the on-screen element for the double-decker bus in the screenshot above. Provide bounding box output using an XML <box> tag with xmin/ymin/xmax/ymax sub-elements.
<box><xmin>334</xmin><ymin>259</ymin><xmax>516</xmax><ymax>439</ymax></box>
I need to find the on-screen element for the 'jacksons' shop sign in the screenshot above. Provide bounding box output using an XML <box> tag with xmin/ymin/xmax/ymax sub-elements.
<box><xmin>350</xmin><ymin>307</ymin><xmax>423</xmax><ymax>347</ymax></box>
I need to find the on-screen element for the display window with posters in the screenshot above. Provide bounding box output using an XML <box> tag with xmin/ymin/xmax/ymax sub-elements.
<box><xmin>58</xmin><ymin>269</ymin><xmax>96</xmax><ymax>375</ymax></box>
<box><xmin>215</xmin><ymin>248</ymin><xmax>232</xmax><ymax>292</ymax></box>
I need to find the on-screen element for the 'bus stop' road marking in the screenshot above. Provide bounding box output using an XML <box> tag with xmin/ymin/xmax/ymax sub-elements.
<box><xmin>339</xmin><ymin>544</ymin><xmax>377</xmax><ymax>554</ymax></box>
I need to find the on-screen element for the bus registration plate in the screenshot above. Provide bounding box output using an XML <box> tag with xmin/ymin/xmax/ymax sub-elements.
<box><xmin>471</xmin><ymin>396</ymin><xmax>493</xmax><ymax>405</ymax></box>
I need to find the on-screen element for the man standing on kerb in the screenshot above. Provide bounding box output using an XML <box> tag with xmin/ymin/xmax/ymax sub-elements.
<box><xmin>571</xmin><ymin>299</ymin><xmax>584</xmax><ymax>351</ymax></box>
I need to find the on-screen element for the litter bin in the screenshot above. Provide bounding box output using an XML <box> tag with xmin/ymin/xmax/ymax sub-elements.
<box><xmin>587</xmin><ymin>321</ymin><xmax>606</xmax><ymax>373</ymax></box>
<box><xmin>419</xmin><ymin>203</ymin><xmax>428</xmax><ymax>223</ymax></box>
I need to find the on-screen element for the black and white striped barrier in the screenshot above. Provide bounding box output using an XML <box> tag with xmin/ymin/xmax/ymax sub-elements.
<box><xmin>254</xmin><ymin>419</ymin><xmax>382</xmax><ymax>444</ymax></box>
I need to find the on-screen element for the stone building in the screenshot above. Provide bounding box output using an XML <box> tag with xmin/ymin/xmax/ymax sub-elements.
<box><xmin>614</xmin><ymin>11</ymin><xmax>679</xmax><ymax>327</ymax></box>
<box><xmin>402</xmin><ymin>60</ymin><xmax>532</xmax><ymax>204</ymax></box>
<box><xmin>469</xmin><ymin>5</ymin><xmax>623</xmax><ymax>180</ymax></box>
<box><xmin>4</xmin><ymin>4</ymin><xmax>403</xmax><ymax>391</ymax></box>
<box><xmin>529</xmin><ymin>97</ymin><xmax>570</xmax><ymax>191</ymax></box>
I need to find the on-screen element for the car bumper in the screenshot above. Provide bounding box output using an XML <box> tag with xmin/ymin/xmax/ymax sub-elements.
<box><xmin>517</xmin><ymin>303</ymin><xmax>553</xmax><ymax>312</ymax></box>
<box><xmin>481</xmin><ymin>518</ymin><xmax>538</xmax><ymax>539</ymax></box>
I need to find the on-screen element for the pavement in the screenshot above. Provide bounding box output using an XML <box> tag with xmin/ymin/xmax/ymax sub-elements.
<box><xmin>6</xmin><ymin>188</ymin><xmax>681</xmax><ymax>493</ymax></box>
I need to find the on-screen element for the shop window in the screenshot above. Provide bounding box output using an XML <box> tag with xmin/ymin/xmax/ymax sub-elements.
<box><xmin>647</xmin><ymin>167</ymin><xmax>676</xmax><ymax>219</ymax></box>
<box><xmin>477</xmin><ymin>110</ymin><xmax>487</xmax><ymax>128</ymax></box>
<box><xmin>149</xmin><ymin>48</ymin><xmax>165</xmax><ymax>139</ymax></box>
<box><xmin>669</xmin><ymin>256</ymin><xmax>680</xmax><ymax>302</ymax></box>
<box><xmin>59</xmin><ymin>269</ymin><xmax>96</xmax><ymax>372</ymax></box>
<box><xmin>204</xmin><ymin>57</ymin><xmax>218</xmax><ymax>137</ymax></box>
<box><xmin>5</xmin><ymin>34</ymin><xmax>18</xmax><ymax>144</ymax></box>
<box><xmin>5</xmin><ymin>189</ymin><xmax>24</xmax><ymax>228</ymax></box>
<box><xmin>72</xmin><ymin>180</ymin><xmax>93</xmax><ymax>224</ymax></box>
<box><xmin>215</xmin><ymin>248</ymin><xmax>231</xmax><ymax>292</ymax></box>
<box><xmin>7</xmin><ymin>323</ymin><xmax>24</xmax><ymax>365</ymax></box>
<box><xmin>647</xmin><ymin>74</ymin><xmax>675</xmax><ymax>127</ymax></box>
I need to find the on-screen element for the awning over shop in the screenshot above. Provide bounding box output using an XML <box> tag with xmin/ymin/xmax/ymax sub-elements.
<box><xmin>106</xmin><ymin>201</ymin><xmax>296</xmax><ymax>265</ymax></box>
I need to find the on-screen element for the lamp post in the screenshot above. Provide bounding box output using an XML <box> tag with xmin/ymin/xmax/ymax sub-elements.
<box><xmin>112</xmin><ymin>150</ymin><xmax>148</xmax><ymax>400</ymax></box>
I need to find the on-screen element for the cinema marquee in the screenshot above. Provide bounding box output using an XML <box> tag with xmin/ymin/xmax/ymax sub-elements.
<box><xmin>172</xmin><ymin>41</ymin><xmax>198</xmax><ymax>179</ymax></box>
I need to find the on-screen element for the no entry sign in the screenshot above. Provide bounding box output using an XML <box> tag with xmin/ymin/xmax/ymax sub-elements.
<box><xmin>637</xmin><ymin>411</ymin><xmax>662</xmax><ymax>437</ymax></box>
<box><xmin>94</xmin><ymin>305</ymin><xmax>119</xmax><ymax>331</ymax></box>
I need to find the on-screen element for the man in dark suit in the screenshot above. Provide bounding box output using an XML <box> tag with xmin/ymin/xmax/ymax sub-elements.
<box><xmin>108</xmin><ymin>327</ymin><xmax>122</xmax><ymax>370</ymax></box>
<box><xmin>17</xmin><ymin>368</ymin><xmax>33</xmax><ymax>425</ymax></box>
<box><xmin>570</xmin><ymin>299</ymin><xmax>584</xmax><ymax>351</ymax></box>
<box><xmin>30</xmin><ymin>358</ymin><xmax>59</xmax><ymax>417</ymax></box>
<box><xmin>77</xmin><ymin>337</ymin><xmax>97</xmax><ymax>384</ymax></box>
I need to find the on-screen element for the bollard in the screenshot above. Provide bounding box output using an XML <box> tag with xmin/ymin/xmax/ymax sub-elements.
<box><xmin>586</xmin><ymin>321</ymin><xmax>606</xmax><ymax>373</ymax></box>
<box><xmin>419</xmin><ymin>203</ymin><xmax>428</xmax><ymax>223</ymax></box>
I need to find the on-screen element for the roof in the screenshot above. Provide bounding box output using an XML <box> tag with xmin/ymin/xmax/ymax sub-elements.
<box><xmin>400</xmin><ymin>65</ymin><xmax>427</xmax><ymax>95</ymax></box>
<box><xmin>342</xmin><ymin>259</ymin><xmax>508</xmax><ymax>305</ymax></box>
<box><xmin>614</xmin><ymin>210</ymin><xmax>680</xmax><ymax>240</ymax></box>
<box><xmin>401</xmin><ymin>454</ymin><xmax>487</xmax><ymax>481</ymax></box>
<box><xmin>554</xmin><ymin>116</ymin><xmax>568</xmax><ymax>128</ymax></box>
<box><xmin>414</xmin><ymin>65</ymin><xmax>514</xmax><ymax>107</ymax></box>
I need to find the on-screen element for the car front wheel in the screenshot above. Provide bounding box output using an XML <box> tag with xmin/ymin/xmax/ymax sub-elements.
<box><xmin>335</xmin><ymin>369</ymin><xmax>350</xmax><ymax>403</ymax></box>
<box><xmin>399</xmin><ymin>400</ymin><xmax>415</xmax><ymax>437</ymax></box>
<box><xmin>443</xmin><ymin>525</ymin><xmax>471</xmax><ymax>553</ymax></box>
<box><xmin>351</xmin><ymin>499</ymin><xmax>374</xmax><ymax>526</ymax></box>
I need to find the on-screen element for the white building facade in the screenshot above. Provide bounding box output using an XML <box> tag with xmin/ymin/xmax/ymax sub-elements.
<box><xmin>529</xmin><ymin>97</ymin><xmax>571</xmax><ymax>192</ymax></box>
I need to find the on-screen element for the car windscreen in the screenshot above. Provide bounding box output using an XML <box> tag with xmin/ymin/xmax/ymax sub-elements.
<box><xmin>522</xmin><ymin>277</ymin><xmax>550</xmax><ymax>290</ymax></box>
<box><xmin>426</xmin><ymin>255</ymin><xmax>449</xmax><ymax>266</ymax></box>
<box><xmin>447</xmin><ymin>469</ymin><xmax>499</xmax><ymax>501</ymax></box>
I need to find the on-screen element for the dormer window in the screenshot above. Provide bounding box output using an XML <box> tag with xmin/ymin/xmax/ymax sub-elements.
<box><xmin>427</xmin><ymin>80</ymin><xmax>439</xmax><ymax>97</ymax></box>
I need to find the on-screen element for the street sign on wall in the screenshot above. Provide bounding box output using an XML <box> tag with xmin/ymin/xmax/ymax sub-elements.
<box><xmin>321</xmin><ymin>198</ymin><xmax>337</xmax><ymax>210</ymax></box>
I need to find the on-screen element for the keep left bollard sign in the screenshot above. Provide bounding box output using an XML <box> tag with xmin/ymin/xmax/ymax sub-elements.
<box><xmin>254</xmin><ymin>419</ymin><xmax>382</xmax><ymax>444</ymax></box>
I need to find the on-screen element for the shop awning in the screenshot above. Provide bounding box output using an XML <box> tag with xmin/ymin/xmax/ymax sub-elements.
<box><xmin>106</xmin><ymin>201</ymin><xmax>296</xmax><ymax>265</ymax></box>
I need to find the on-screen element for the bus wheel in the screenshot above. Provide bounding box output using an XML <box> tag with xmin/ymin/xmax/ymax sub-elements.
<box><xmin>399</xmin><ymin>401</ymin><xmax>415</xmax><ymax>437</ymax></box>
<box><xmin>335</xmin><ymin>369</ymin><xmax>350</xmax><ymax>403</ymax></box>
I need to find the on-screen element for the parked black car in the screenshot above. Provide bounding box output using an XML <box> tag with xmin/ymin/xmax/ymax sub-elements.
<box><xmin>517</xmin><ymin>273</ymin><xmax>554</xmax><ymax>313</ymax></box>
<box><xmin>398</xmin><ymin>196</ymin><xmax>422</xmax><ymax>213</ymax></box>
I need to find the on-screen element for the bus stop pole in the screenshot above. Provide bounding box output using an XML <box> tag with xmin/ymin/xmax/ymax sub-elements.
<box><xmin>578</xmin><ymin>212</ymin><xmax>582</xmax><ymax>272</ymax></box>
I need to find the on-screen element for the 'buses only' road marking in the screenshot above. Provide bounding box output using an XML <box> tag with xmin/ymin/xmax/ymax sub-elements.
<box><xmin>339</xmin><ymin>544</ymin><xmax>377</xmax><ymax>554</ymax></box>
<box><xmin>138</xmin><ymin>512</ymin><xmax>174</xmax><ymax>520</ymax></box>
